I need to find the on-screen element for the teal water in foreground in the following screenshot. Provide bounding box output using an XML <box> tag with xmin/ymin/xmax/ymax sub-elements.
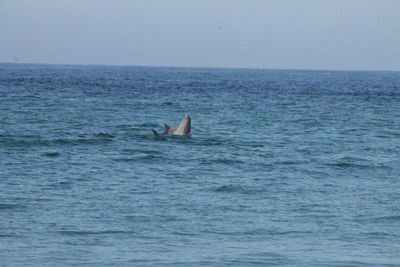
<box><xmin>1</xmin><ymin>63</ymin><xmax>400</xmax><ymax>266</ymax></box>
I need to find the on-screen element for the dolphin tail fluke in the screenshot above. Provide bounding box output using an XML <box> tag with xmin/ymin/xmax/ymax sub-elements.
<box><xmin>151</xmin><ymin>129</ymin><xmax>160</xmax><ymax>136</ymax></box>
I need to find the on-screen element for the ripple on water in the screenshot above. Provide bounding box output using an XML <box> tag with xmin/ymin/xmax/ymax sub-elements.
<box><xmin>2</xmin><ymin>64</ymin><xmax>400</xmax><ymax>267</ymax></box>
<box><xmin>354</xmin><ymin>215</ymin><xmax>400</xmax><ymax>223</ymax></box>
<box><xmin>135</xmin><ymin>122</ymin><xmax>159</xmax><ymax>128</ymax></box>
<box><xmin>0</xmin><ymin>203</ymin><xmax>27</xmax><ymax>210</ymax></box>
<box><xmin>193</xmin><ymin>137</ymin><xmax>224</xmax><ymax>146</ymax></box>
<box><xmin>113</xmin><ymin>149</ymin><xmax>166</xmax><ymax>162</ymax></box>
<box><xmin>57</xmin><ymin>230</ymin><xmax>133</xmax><ymax>236</ymax></box>
<box><xmin>200</xmin><ymin>158</ymin><xmax>245</xmax><ymax>165</ymax></box>
<box><xmin>53</xmin><ymin>136</ymin><xmax>114</xmax><ymax>145</ymax></box>
<box><xmin>0</xmin><ymin>132</ymin><xmax>116</xmax><ymax>147</ymax></box>
<box><xmin>325</xmin><ymin>156</ymin><xmax>388</xmax><ymax>170</ymax></box>
<box><xmin>43</xmin><ymin>151</ymin><xmax>61</xmax><ymax>157</ymax></box>
<box><xmin>93</xmin><ymin>132</ymin><xmax>115</xmax><ymax>139</ymax></box>
<box><xmin>121</xmin><ymin>148</ymin><xmax>162</xmax><ymax>155</ymax></box>
<box><xmin>212</xmin><ymin>184</ymin><xmax>265</xmax><ymax>195</ymax></box>
<box><xmin>230</xmin><ymin>252</ymin><xmax>292</xmax><ymax>266</ymax></box>
<box><xmin>113</xmin><ymin>155</ymin><xmax>164</xmax><ymax>162</ymax></box>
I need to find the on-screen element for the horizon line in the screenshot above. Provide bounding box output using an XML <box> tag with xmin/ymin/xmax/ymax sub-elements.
<box><xmin>1</xmin><ymin>61</ymin><xmax>398</xmax><ymax>73</ymax></box>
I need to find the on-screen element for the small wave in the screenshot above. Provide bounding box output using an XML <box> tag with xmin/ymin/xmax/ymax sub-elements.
<box><xmin>274</xmin><ymin>230</ymin><xmax>315</xmax><ymax>236</ymax></box>
<box><xmin>223</xmin><ymin>228</ymin><xmax>314</xmax><ymax>237</ymax></box>
<box><xmin>200</xmin><ymin>157</ymin><xmax>244</xmax><ymax>165</ymax></box>
<box><xmin>213</xmin><ymin>184</ymin><xmax>264</xmax><ymax>194</ymax></box>
<box><xmin>149</xmin><ymin>134</ymin><xmax>193</xmax><ymax>142</ymax></box>
<box><xmin>94</xmin><ymin>132</ymin><xmax>115</xmax><ymax>139</ymax></box>
<box><xmin>138</xmin><ymin>154</ymin><xmax>164</xmax><ymax>160</ymax></box>
<box><xmin>361</xmin><ymin>231</ymin><xmax>394</xmax><ymax>239</ymax></box>
<box><xmin>125</xmin><ymin>215</ymin><xmax>151</xmax><ymax>222</ymax></box>
<box><xmin>126</xmin><ymin>214</ymin><xmax>181</xmax><ymax>223</ymax></box>
<box><xmin>58</xmin><ymin>230</ymin><xmax>132</xmax><ymax>236</ymax></box>
<box><xmin>248</xmin><ymin>143</ymin><xmax>264</xmax><ymax>148</ymax></box>
<box><xmin>214</xmin><ymin>184</ymin><xmax>239</xmax><ymax>192</ymax></box>
<box><xmin>47</xmin><ymin>181</ymin><xmax>72</xmax><ymax>188</ymax></box>
<box><xmin>355</xmin><ymin>215</ymin><xmax>400</xmax><ymax>223</ymax></box>
<box><xmin>43</xmin><ymin>151</ymin><xmax>60</xmax><ymax>157</ymax></box>
<box><xmin>171</xmin><ymin>231</ymin><xmax>198</xmax><ymax>236</ymax></box>
<box><xmin>113</xmin><ymin>154</ymin><xmax>165</xmax><ymax>162</ymax></box>
<box><xmin>327</xmin><ymin>156</ymin><xmax>386</xmax><ymax>169</ymax></box>
<box><xmin>121</xmin><ymin>148</ymin><xmax>162</xmax><ymax>155</ymax></box>
<box><xmin>1</xmin><ymin>135</ymin><xmax>114</xmax><ymax>147</ymax></box>
<box><xmin>228</xmin><ymin>252</ymin><xmax>291</xmax><ymax>265</ymax></box>
<box><xmin>275</xmin><ymin>159</ymin><xmax>306</xmax><ymax>165</ymax></box>
<box><xmin>170</xmin><ymin>135</ymin><xmax>192</xmax><ymax>141</ymax></box>
<box><xmin>334</xmin><ymin>162</ymin><xmax>367</xmax><ymax>168</ymax></box>
<box><xmin>375</xmin><ymin>130</ymin><xmax>400</xmax><ymax>138</ymax></box>
<box><xmin>216</xmin><ymin>158</ymin><xmax>244</xmax><ymax>164</ymax></box>
<box><xmin>194</xmin><ymin>138</ymin><xmax>224</xmax><ymax>146</ymax></box>
<box><xmin>315</xmin><ymin>260</ymin><xmax>389</xmax><ymax>266</ymax></box>
<box><xmin>0</xmin><ymin>203</ymin><xmax>26</xmax><ymax>210</ymax></box>
<box><xmin>126</xmin><ymin>133</ymin><xmax>156</xmax><ymax>141</ymax></box>
<box><xmin>0</xmin><ymin>234</ymin><xmax>17</xmax><ymax>238</ymax></box>
<box><xmin>116</xmin><ymin>124</ymin><xmax>139</xmax><ymax>131</ymax></box>
<box><xmin>136</xmin><ymin>122</ymin><xmax>159</xmax><ymax>128</ymax></box>
<box><xmin>0</xmin><ymin>135</ymin><xmax>47</xmax><ymax>147</ymax></box>
<box><xmin>53</xmin><ymin>137</ymin><xmax>113</xmax><ymax>145</ymax></box>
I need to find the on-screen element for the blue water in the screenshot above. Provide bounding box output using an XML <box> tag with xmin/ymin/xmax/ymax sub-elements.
<box><xmin>1</xmin><ymin>63</ymin><xmax>400</xmax><ymax>266</ymax></box>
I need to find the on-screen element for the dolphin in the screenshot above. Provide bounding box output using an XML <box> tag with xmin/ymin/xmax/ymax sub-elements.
<box><xmin>152</xmin><ymin>113</ymin><xmax>191</xmax><ymax>136</ymax></box>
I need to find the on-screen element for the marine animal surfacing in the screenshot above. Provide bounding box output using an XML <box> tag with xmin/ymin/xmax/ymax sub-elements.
<box><xmin>152</xmin><ymin>113</ymin><xmax>191</xmax><ymax>136</ymax></box>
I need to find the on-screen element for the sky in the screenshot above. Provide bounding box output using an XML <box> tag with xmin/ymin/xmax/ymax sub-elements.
<box><xmin>1</xmin><ymin>0</ymin><xmax>399</xmax><ymax>71</ymax></box>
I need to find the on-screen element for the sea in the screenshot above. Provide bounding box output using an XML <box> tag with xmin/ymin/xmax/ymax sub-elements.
<box><xmin>0</xmin><ymin>63</ymin><xmax>399</xmax><ymax>266</ymax></box>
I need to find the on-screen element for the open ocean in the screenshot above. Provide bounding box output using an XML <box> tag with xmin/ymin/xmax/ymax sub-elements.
<box><xmin>1</xmin><ymin>63</ymin><xmax>399</xmax><ymax>266</ymax></box>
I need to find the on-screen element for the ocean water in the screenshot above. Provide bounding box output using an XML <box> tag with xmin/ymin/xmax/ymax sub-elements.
<box><xmin>0</xmin><ymin>63</ymin><xmax>399</xmax><ymax>266</ymax></box>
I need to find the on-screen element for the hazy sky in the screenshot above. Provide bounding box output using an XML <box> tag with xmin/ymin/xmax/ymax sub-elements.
<box><xmin>1</xmin><ymin>0</ymin><xmax>399</xmax><ymax>70</ymax></box>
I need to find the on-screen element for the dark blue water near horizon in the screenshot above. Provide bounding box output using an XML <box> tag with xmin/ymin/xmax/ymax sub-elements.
<box><xmin>1</xmin><ymin>63</ymin><xmax>400</xmax><ymax>266</ymax></box>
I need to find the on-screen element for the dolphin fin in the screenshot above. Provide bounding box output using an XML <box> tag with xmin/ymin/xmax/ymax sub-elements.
<box><xmin>151</xmin><ymin>129</ymin><xmax>160</xmax><ymax>136</ymax></box>
<box><xmin>160</xmin><ymin>124</ymin><xmax>170</xmax><ymax>135</ymax></box>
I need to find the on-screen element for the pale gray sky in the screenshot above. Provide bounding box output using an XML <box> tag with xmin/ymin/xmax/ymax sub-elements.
<box><xmin>1</xmin><ymin>0</ymin><xmax>399</xmax><ymax>70</ymax></box>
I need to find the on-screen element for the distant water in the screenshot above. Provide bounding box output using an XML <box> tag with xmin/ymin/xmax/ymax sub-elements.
<box><xmin>1</xmin><ymin>63</ymin><xmax>400</xmax><ymax>266</ymax></box>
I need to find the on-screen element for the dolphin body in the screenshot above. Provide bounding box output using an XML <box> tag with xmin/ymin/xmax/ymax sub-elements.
<box><xmin>152</xmin><ymin>113</ymin><xmax>191</xmax><ymax>136</ymax></box>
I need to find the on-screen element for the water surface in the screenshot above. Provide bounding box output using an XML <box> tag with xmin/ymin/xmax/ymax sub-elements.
<box><xmin>1</xmin><ymin>63</ymin><xmax>399</xmax><ymax>266</ymax></box>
